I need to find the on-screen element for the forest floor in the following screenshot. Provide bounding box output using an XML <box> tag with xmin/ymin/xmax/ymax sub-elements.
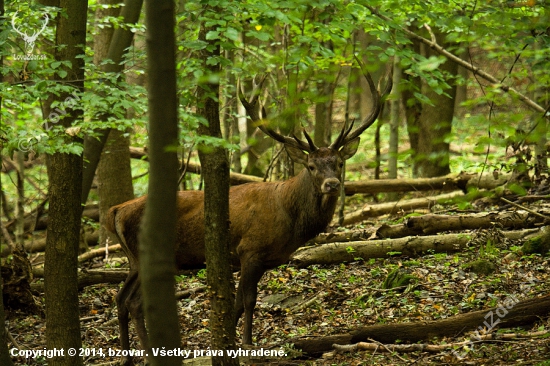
<box><xmin>5</xmin><ymin>200</ymin><xmax>550</xmax><ymax>366</ymax></box>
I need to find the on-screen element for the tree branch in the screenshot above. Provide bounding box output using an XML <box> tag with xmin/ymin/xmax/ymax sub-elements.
<box><xmin>366</xmin><ymin>6</ymin><xmax>547</xmax><ymax>115</ymax></box>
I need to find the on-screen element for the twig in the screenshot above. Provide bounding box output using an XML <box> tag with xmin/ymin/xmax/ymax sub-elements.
<box><xmin>500</xmin><ymin>197</ymin><xmax>550</xmax><ymax>220</ymax></box>
<box><xmin>6</xmin><ymin>326</ymin><xmax>21</xmax><ymax>349</ymax></box>
<box><xmin>368</xmin><ymin>338</ymin><xmax>409</xmax><ymax>363</ymax></box>
<box><xmin>290</xmin><ymin>291</ymin><xmax>327</xmax><ymax>313</ymax></box>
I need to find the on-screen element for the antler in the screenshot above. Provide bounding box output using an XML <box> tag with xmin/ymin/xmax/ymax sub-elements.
<box><xmin>329</xmin><ymin>56</ymin><xmax>393</xmax><ymax>150</ymax></box>
<box><xmin>35</xmin><ymin>14</ymin><xmax>49</xmax><ymax>40</ymax></box>
<box><xmin>11</xmin><ymin>12</ymin><xmax>26</xmax><ymax>38</ymax></box>
<box><xmin>238</xmin><ymin>75</ymin><xmax>317</xmax><ymax>153</ymax></box>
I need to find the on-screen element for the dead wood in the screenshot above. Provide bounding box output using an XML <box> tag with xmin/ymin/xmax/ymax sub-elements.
<box><xmin>343</xmin><ymin>172</ymin><xmax>511</xmax><ymax>195</ymax></box>
<box><xmin>31</xmin><ymin>268</ymin><xmax>129</xmax><ymax>291</ymax></box>
<box><xmin>292</xmin><ymin>229</ymin><xmax>537</xmax><ymax>268</ymax></box>
<box><xmin>16</xmin><ymin>230</ymin><xmax>100</xmax><ymax>255</ymax></box>
<box><xmin>342</xmin><ymin>191</ymin><xmax>465</xmax><ymax>226</ymax></box>
<box><xmin>292</xmin><ymin>294</ymin><xmax>550</xmax><ymax>354</ymax></box>
<box><xmin>130</xmin><ymin>146</ymin><xmax>263</xmax><ymax>185</ymax></box>
<box><xmin>4</xmin><ymin>204</ymin><xmax>99</xmax><ymax>234</ymax></box>
<box><xmin>31</xmin><ymin>267</ymin><xmax>202</xmax><ymax>290</ymax></box>
<box><xmin>77</xmin><ymin>244</ymin><xmax>122</xmax><ymax>263</ymax></box>
<box><xmin>331</xmin><ymin>330</ymin><xmax>550</xmax><ymax>354</ymax></box>
<box><xmin>377</xmin><ymin>210</ymin><xmax>542</xmax><ymax>239</ymax></box>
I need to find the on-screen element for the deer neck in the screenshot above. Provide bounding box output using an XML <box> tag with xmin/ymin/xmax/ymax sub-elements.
<box><xmin>282</xmin><ymin>169</ymin><xmax>339</xmax><ymax>241</ymax></box>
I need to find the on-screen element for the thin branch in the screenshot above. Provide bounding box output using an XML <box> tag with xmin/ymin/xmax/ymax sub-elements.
<box><xmin>366</xmin><ymin>6</ymin><xmax>547</xmax><ymax>115</ymax></box>
<box><xmin>500</xmin><ymin>197</ymin><xmax>550</xmax><ymax>220</ymax></box>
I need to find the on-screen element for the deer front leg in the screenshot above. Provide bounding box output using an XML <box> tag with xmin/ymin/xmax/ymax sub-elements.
<box><xmin>235</xmin><ymin>258</ymin><xmax>265</xmax><ymax>345</ymax></box>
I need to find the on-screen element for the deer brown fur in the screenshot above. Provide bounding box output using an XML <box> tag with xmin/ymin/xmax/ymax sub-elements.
<box><xmin>106</xmin><ymin>67</ymin><xmax>390</xmax><ymax>365</ymax></box>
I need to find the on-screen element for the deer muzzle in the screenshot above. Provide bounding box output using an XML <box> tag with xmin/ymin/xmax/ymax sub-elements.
<box><xmin>322</xmin><ymin>178</ymin><xmax>341</xmax><ymax>195</ymax></box>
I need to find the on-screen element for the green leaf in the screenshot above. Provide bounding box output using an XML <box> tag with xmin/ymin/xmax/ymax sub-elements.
<box><xmin>205</xmin><ymin>30</ymin><xmax>219</xmax><ymax>40</ymax></box>
<box><xmin>224</xmin><ymin>27</ymin><xmax>239</xmax><ymax>41</ymax></box>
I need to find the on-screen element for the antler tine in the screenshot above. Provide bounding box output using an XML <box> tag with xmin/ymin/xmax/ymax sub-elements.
<box><xmin>11</xmin><ymin>12</ymin><xmax>26</xmax><ymax>38</ymax></box>
<box><xmin>331</xmin><ymin>56</ymin><xmax>393</xmax><ymax>149</ymax></box>
<box><xmin>37</xmin><ymin>14</ymin><xmax>49</xmax><ymax>36</ymax></box>
<box><xmin>329</xmin><ymin>118</ymin><xmax>355</xmax><ymax>150</ymax></box>
<box><xmin>302</xmin><ymin>130</ymin><xmax>317</xmax><ymax>151</ymax></box>
<box><xmin>238</xmin><ymin>76</ymin><xmax>316</xmax><ymax>153</ymax></box>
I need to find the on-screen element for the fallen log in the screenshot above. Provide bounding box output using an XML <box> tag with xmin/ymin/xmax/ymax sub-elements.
<box><xmin>31</xmin><ymin>268</ymin><xmax>129</xmax><ymax>291</ymax></box>
<box><xmin>130</xmin><ymin>146</ymin><xmax>263</xmax><ymax>185</ymax></box>
<box><xmin>292</xmin><ymin>293</ymin><xmax>550</xmax><ymax>354</ymax></box>
<box><xmin>77</xmin><ymin>244</ymin><xmax>121</xmax><ymax>263</ymax></box>
<box><xmin>5</xmin><ymin>204</ymin><xmax>99</xmax><ymax>233</ymax></box>
<box><xmin>20</xmin><ymin>230</ymin><xmax>100</xmax><ymax>254</ymax></box>
<box><xmin>344</xmin><ymin>172</ymin><xmax>512</xmax><ymax>195</ymax></box>
<box><xmin>342</xmin><ymin>191</ymin><xmax>465</xmax><ymax>226</ymax></box>
<box><xmin>331</xmin><ymin>330</ymin><xmax>550</xmax><ymax>355</ymax></box>
<box><xmin>377</xmin><ymin>210</ymin><xmax>543</xmax><ymax>239</ymax></box>
<box><xmin>291</xmin><ymin>229</ymin><xmax>537</xmax><ymax>268</ymax></box>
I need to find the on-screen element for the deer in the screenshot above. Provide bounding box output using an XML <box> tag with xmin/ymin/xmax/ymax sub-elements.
<box><xmin>106</xmin><ymin>66</ymin><xmax>391</xmax><ymax>365</ymax></box>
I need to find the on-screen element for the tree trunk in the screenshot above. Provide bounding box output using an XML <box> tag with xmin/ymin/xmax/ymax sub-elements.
<box><xmin>44</xmin><ymin>2</ymin><xmax>87</xmax><ymax>365</ymax></box>
<box><xmin>402</xmin><ymin>39</ymin><xmax>422</xmax><ymax>177</ymax></box>
<box><xmin>94</xmin><ymin>0</ymin><xmax>135</xmax><ymax>247</ymax></box>
<box><xmin>197</xmin><ymin>11</ymin><xmax>239</xmax><ymax>366</ymax></box>
<box><xmin>0</xmin><ymin>2</ymin><xmax>10</xmax><ymax>361</ymax></box>
<box><xmin>388</xmin><ymin>56</ymin><xmax>401</xmax><ymax>192</ymax></box>
<box><xmin>292</xmin><ymin>293</ymin><xmax>550</xmax><ymax>354</ymax></box>
<box><xmin>139</xmin><ymin>1</ymin><xmax>181</xmax><ymax>365</ymax></box>
<box><xmin>415</xmin><ymin>30</ymin><xmax>458</xmax><ymax>177</ymax></box>
<box><xmin>80</xmin><ymin>0</ymin><xmax>143</xmax><ymax>205</ymax></box>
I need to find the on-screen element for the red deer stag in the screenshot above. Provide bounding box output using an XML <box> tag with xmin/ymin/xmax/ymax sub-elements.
<box><xmin>106</xmin><ymin>67</ymin><xmax>390</xmax><ymax>365</ymax></box>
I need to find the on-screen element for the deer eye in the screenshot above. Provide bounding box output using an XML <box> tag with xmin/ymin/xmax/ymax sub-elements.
<box><xmin>308</xmin><ymin>164</ymin><xmax>316</xmax><ymax>171</ymax></box>
<box><xmin>339</xmin><ymin>162</ymin><xmax>344</xmax><ymax>168</ymax></box>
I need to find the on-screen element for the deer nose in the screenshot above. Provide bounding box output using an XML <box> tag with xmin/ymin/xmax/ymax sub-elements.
<box><xmin>323</xmin><ymin>178</ymin><xmax>341</xmax><ymax>194</ymax></box>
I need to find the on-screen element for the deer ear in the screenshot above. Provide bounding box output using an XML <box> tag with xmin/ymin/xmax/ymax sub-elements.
<box><xmin>340</xmin><ymin>137</ymin><xmax>360</xmax><ymax>160</ymax></box>
<box><xmin>285</xmin><ymin>145</ymin><xmax>309</xmax><ymax>165</ymax></box>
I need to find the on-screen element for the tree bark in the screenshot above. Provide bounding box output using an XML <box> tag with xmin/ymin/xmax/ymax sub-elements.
<box><xmin>197</xmin><ymin>10</ymin><xmax>239</xmax><ymax>366</ymax></box>
<box><xmin>139</xmin><ymin>1</ymin><xmax>181</xmax><ymax>365</ymax></box>
<box><xmin>94</xmin><ymin>0</ymin><xmax>135</xmax><ymax>247</ymax></box>
<box><xmin>292</xmin><ymin>294</ymin><xmax>550</xmax><ymax>354</ymax></box>
<box><xmin>44</xmin><ymin>1</ymin><xmax>87</xmax><ymax>365</ymax></box>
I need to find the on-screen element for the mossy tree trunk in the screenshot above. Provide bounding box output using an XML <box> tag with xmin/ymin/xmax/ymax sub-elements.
<box><xmin>197</xmin><ymin>8</ymin><xmax>239</xmax><ymax>366</ymax></box>
<box><xmin>44</xmin><ymin>2</ymin><xmax>87</xmax><ymax>365</ymax></box>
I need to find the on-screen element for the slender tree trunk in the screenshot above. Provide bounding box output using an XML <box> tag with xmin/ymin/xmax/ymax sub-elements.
<box><xmin>80</xmin><ymin>0</ymin><xmax>143</xmax><ymax>205</ymax></box>
<box><xmin>416</xmin><ymin>30</ymin><xmax>458</xmax><ymax>178</ymax></box>
<box><xmin>197</xmin><ymin>11</ymin><xmax>239</xmax><ymax>366</ymax></box>
<box><xmin>44</xmin><ymin>2</ymin><xmax>87</xmax><ymax>364</ymax></box>
<box><xmin>14</xmin><ymin>150</ymin><xmax>24</xmax><ymax>248</ymax></box>
<box><xmin>138</xmin><ymin>1</ymin><xmax>181</xmax><ymax>366</ymax></box>
<box><xmin>388</xmin><ymin>56</ymin><xmax>401</xmax><ymax>181</ymax></box>
<box><xmin>94</xmin><ymin>0</ymin><xmax>135</xmax><ymax>246</ymax></box>
<box><xmin>0</xmin><ymin>2</ymin><xmax>10</xmax><ymax>362</ymax></box>
<box><xmin>402</xmin><ymin>36</ymin><xmax>422</xmax><ymax>177</ymax></box>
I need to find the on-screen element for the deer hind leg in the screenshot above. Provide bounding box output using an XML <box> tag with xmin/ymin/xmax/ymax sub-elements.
<box><xmin>235</xmin><ymin>259</ymin><xmax>265</xmax><ymax>345</ymax></box>
<box><xmin>116</xmin><ymin>271</ymin><xmax>138</xmax><ymax>366</ymax></box>
<box><xmin>126</xmin><ymin>277</ymin><xmax>149</xmax><ymax>356</ymax></box>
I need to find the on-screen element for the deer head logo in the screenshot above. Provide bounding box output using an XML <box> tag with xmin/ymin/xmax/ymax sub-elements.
<box><xmin>11</xmin><ymin>11</ymin><xmax>49</xmax><ymax>55</ymax></box>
